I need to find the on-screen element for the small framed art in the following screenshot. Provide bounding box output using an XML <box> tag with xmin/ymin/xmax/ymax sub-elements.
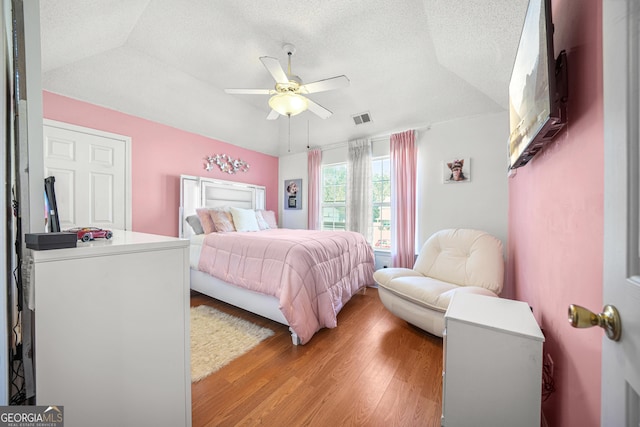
<box><xmin>284</xmin><ymin>178</ymin><xmax>302</xmax><ymax>210</ymax></box>
<box><xmin>443</xmin><ymin>158</ymin><xmax>471</xmax><ymax>183</ymax></box>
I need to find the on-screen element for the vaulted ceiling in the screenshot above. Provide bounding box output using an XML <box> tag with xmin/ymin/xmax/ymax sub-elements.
<box><xmin>39</xmin><ymin>0</ymin><xmax>528</xmax><ymax>156</ymax></box>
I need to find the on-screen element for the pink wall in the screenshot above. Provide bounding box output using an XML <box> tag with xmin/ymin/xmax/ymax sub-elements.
<box><xmin>507</xmin><ymin>1</ymin><xmax>603</xmax><ymax>426</ymax></box>
<box><xmin>42</xmin><ymin>91</ymin><xmax>279</xmax><ymax>237</ymax></box>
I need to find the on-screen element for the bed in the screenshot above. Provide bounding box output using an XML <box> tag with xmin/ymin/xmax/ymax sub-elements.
<box><xmin>179</xmin><ymin>175</ymin><xmax>375</xmax><ymax>344</ymax></box>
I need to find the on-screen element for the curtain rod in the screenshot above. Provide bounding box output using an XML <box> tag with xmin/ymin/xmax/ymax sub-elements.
<box><xmin>317</xmin><ymin>124</ymin><xmax>431</xmax><ymax>152</ymax></box>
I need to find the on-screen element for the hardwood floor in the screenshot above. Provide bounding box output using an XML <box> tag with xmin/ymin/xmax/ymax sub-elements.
<box><xmin>190</xmin><ymin>287</ymin><xmax>443</xmax><ymax>427</ymax></box>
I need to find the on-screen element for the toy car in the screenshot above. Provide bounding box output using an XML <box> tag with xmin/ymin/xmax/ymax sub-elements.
<box><xmin>66</xmin><ymin>227</ymin><xmax>113</xmax><ymax>242</ymax></box>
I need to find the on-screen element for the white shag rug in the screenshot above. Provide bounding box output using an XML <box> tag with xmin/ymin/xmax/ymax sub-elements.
<box><xmin>190</xmin><ymin>305</ymin><xmax>274</xmax><ymax>382</ymax></box>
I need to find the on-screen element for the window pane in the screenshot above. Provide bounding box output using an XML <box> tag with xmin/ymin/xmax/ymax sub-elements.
<box><xmin>370</xmin><ymin>158</ymin><xmax>391</xmax><ymax>250</ymax></box>
<box><xmin>382</xmin><ymin>158</ymin><xmax>390</xmax><ymax>176</ymax></box>
<box><xmin>372</xmin><ymin>158</ymin><xmax>391</xmax><ymax>207</ymax></box>
<box><xmin>322</xmin><ymin>164</ymin><xmax>347</xmax><ymax>204</ymax></box>
<box><xmin>382</xmin><ymin>181</ymin><xmax>391</xmax><ymax>203</ymax></box>
<box><xmin>335</xmin><ymin>184</ymin><xmax>346</xmax><ymax>203</ymax></box>
<box><xmin>322</xmin><ymin>206</ymin><xmax>346</xmax><ymax>231</ymax></box>
<box><xmin>372</xmin><ymin>206</ymin><xmax>391</xmax><ymax>249</ymax></box>
<box><xmin>324</xmin><ymin>185</ymin><xmax>336</xmax><ymax>203</ymax></box>
<box><xmin>372</xmin><ymin>158</ymin><xmax>382</xmax><ymax>176</ymax></box>
<box><xmin>373</xmin><ymin>181</ymin><xmax>384</xmax><ymax>203</ymax></box>
<box><xmin>322</xmin><ymin>164</ymin><xmax>347</xmax><ymax>231</ymax></box>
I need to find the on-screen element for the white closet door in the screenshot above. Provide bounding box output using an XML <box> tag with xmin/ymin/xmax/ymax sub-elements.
<box><xmin>43</xmin><ymin>121</ymin><xmax>131</xmax><ymax>230</ymax></box>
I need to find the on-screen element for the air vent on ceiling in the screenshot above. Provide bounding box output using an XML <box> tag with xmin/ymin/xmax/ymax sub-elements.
<box><xmin>352</xmin><ymin>112</ymin><xmax>372</xmax><ymax>125</ymax></box>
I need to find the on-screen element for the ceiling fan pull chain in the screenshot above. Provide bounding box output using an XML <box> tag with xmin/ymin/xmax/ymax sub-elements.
<box><xmin>288</xmin><ymin>114</ymin><xmax>292</xmax><ymax>153</ymax></box>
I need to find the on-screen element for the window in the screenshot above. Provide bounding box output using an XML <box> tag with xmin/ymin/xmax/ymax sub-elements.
<box><xmin>320</xmin><ymin>157</ymin><xmax>391</xmax><ymax>251</ymax></box>
<box><xmin>321</xmin><ymin>163</ymin><xmax>347</xmax><ymax>231</ymax></box>
<box><xmin>371</xmin><ymin>157</ymin><xmax>391</xmax><ymax>250</ymax></box>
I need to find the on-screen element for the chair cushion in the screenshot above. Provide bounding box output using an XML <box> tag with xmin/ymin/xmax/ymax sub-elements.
<box><xmin>413</xmin><ymin>228</ymin><xmax>504</xmax><ymax>294</ymax></box>
<box><xmin>373</xmin><ymin>267</ymin><xmax>423</xmax><ymax>288</ymax></box>
<box><xmin>379</xmin><ymin>276</ymin><xmax>499</xmax><ymax>313</ymax></box>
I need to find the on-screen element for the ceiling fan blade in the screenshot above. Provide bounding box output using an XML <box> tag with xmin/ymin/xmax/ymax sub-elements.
<box><xmin>260</xmin><ymin>56</ymin><xmax>289</xmax><ymax>84</ymax></box>
<box><xmin>299</xmin><ymin>75</ymin><xmax>350</xmax><ymax>94</ymax></box>
<box><xmin>266</xmin><ymin>109</ymin><xmax>280</xmax><ymax>120</ymax></box>
<box><xmin>306</xmin><ymin>98</ymin><xmax>333</xmax><ymax>119</ymax></box>
<box><xmin>224</xmin><ymin>88</ymin><xmax>273</xmax><ymax>95</ymax></box>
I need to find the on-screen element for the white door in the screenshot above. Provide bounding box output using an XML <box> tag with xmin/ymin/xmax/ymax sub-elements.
<box><xmin>602</xmin><ymin>0</ymin><xmax>640</xmax><ymax>424</ymax></box>
<box><xmin>43</xmin><ymin>121</ymin><xmax>131</xmax><ymax>230</ymax></box>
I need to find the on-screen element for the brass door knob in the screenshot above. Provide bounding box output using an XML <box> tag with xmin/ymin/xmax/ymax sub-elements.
<box><xmin>568</xmin><ymin>304</ymin><xmax>621</xmax><ymax>341</ymax></box>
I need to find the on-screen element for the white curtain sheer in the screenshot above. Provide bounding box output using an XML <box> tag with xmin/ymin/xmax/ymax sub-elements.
<box><xmin>307</xmin><ymin>149</ymin><xmax>322</xmax><ymax>230</ymax></box>
<box><xmin>347</xmin><ymin>138</ymin><xmax>372</xmax><ymax>242</ymax></box>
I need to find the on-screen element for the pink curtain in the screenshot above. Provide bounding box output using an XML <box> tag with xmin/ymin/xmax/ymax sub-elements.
<box><xmin>307</xmin><ymin>149</ymin><xmax>322</xmax><ymax>230</ymax></box>
<box><xmin>390</xmin><ymin>130</ymin><xmax>416</xmax><ymax>268</ymax></box>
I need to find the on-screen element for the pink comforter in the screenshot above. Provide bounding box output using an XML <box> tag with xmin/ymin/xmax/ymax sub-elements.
<box><xmin>197</xmin><ymin>228</ymin><xmax>375</xmax><ymax>344</ymax></box>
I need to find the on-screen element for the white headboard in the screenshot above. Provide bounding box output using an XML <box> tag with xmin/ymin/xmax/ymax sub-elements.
<box><xmin>179</xmin><ymin>175</ymin><xmax>266</xmax><ymax>238</ymax></box>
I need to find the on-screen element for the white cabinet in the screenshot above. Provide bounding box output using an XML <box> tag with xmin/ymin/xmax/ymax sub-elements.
<box><xmin>374</xmin><ymin>250</ymin><xmax>392</xmax><ymax>270</ymax></box>
<box><xmin>442</xmin><ymin>293</ymin><xmax>544</xmax><ymax>427</ymax></box>
<box><xmin>32</xmin><ymin>230</ymin><xmax>191</xmax><ymax>427</ymax></box>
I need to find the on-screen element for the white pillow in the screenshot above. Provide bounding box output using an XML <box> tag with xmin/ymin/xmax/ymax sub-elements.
<box><xmin>255</xmin><ymin>210</ymin><xmax>270</xmax><ymax>230</ymax></box>
<box><xmin>229</xmin><ymin>207</ymin><xmax>260</xmax><ymax>232</ymax></box>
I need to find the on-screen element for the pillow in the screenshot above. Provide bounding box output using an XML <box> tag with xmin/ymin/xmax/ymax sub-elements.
<box><xmin>185</xmin><ymin>215</ymin><xmax>204</xmax><ymax>235</ymax></box>
<box><xmin>210</xmin><ymin>210</ymin><xmax>235</xmax><ymax>232</ymax></box>
<box><xmin>229</xmin><ymin>207</ymin><xmax>260</xmax><ymax>232</ymax></box>
<box><xmin>255</xmin><ymin>210</ymin><xmax>270</xmax><ymax>230</ymax></box>
<box><xmin>260</xmin><ymin>210</ymin><xmax>278</xmax><ymax>229</ymax></box>
<box><xmin>196</xmin><ymin>208</ymin><xmax>217</xmax><ymax>234</ymax></box>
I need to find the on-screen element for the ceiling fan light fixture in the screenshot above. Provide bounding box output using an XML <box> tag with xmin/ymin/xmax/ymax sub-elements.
<box><xmin>226</xmin><ymin>44</ymin><xmax>347</xmax><ymax>120</ymax></box>
<box><xmin>269</xmin><ymin>93</ymin><xmax>308</xmax><ymax>116</ymax></box>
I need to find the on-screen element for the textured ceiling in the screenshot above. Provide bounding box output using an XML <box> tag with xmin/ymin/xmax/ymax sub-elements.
<box><xmin>39</xmin><ymin>0</ymin><xmax>528</xmax><ymax>156</ymax></box>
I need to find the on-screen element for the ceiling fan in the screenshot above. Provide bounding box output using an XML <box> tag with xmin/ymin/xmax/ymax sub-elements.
<box><xmin>225</xmin><ymin>44</ymin><xmax>350</xmax><ymax>120</ymax></box>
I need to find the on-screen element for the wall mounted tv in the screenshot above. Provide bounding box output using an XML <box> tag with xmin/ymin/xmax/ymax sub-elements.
<box><xmin>508</xmin><ymin>0</ymin><xmax>568</xmax><ymax>170</ymax></box>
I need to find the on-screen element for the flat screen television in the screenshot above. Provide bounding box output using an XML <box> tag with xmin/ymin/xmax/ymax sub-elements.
<box><xmin>508</xmin><ymin>0</ymin><xmax>567</xmax><ymax>170</ymax></box>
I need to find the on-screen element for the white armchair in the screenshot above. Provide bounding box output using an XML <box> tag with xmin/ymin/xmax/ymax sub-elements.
<box><xmin>373</xmin><ymin>228</ymin><xmax>504</xmax><ymax>337</ymax></box>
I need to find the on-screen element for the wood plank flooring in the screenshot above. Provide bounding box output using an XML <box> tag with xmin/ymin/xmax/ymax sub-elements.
<box><xmin>190</xmin><ymin>287</ymin><xmax>443</xmax><ymax>427</ymax></box>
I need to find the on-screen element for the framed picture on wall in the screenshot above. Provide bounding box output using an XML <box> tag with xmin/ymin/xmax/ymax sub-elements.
<box><xmin>284</xmin><ymin>178</ymin><xmax>302</xmax><ymax>210</ymax></box>
<box><xmin>443</xmin><ymin>158</ymin><xmax>471</xmax><ymax>183</ymax></box>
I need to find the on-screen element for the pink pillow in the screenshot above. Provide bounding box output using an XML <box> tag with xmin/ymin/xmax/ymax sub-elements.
<box><xmin>196</xmin><ymin>208</ymin><xmax>217</xmax><ymax>234</ymax></box>
<box><xmin>260</xmin><ymin>210</ymin><xmax>278</xmax><ymax>229</ymax></box>
<box><xmin>210</xmin><ymin>210</ymin><xmax>235</xmax><ymax>232</ymax></box>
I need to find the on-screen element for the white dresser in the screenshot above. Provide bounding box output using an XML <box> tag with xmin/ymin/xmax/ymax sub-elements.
<box><xmin>32</xmin><ymin>230</ymin><xmax>191</xmax><ymax>427</ymax></box>
<box><xmin>442</xmin><ymin>293</ymin><xmax>544</xmax><ymax>427</ymax></box>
